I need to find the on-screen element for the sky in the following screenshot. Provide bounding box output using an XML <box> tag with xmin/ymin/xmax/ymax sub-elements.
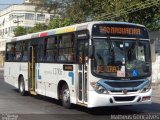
<box><xmin>0</xmin><ymin>0</ymin><xmax>24</xmax><ymax>10</ymax></box>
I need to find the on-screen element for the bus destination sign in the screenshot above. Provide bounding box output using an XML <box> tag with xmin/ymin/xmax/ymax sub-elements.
<box><xmin>92</xmin><ymin>24</ymin><xmax>149</xmax><ymax>39</ymax></box>
<box><xmin>99</xmin><ymin>26</ymin><xmax>141</xmax><ymax>35</ymax></box>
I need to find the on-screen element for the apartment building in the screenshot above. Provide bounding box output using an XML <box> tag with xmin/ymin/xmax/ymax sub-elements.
<box><xmin>0</xmin><ymin>0</ymin><xmax>55</xmax><ymax>66</ymax></box>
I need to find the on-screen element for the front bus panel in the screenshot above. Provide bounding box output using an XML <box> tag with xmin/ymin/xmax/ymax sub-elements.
<box><xmin>87</xmin><ymin>23</ymin><xmax>152</xmax><ymax>107</ymax></box>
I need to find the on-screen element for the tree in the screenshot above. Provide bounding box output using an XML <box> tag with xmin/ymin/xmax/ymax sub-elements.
<box><xmin>28</xmin><ymin>23</ymin><xmax>48</xmax><ymax>33</ymax></box>
<box><xmin>82</xmin><ymin>0</ymin><xmax>160</xmax><ymax>31</ymax></box>
<box><xmin>126</xmin><ymin>1</ymin><xmax>160</xmax><ymax>31</ymax></box>
<box><xmin>30</xmin><ymin>0</ymin><xmax>69</xmax><ymax>14</ymax></box>
<box><xmin>48</xmin><ymin>17</ymin><xmax>73</xmax><ymax>29</ymax></box>
<box><xmin>14</xmin><ymin>18</ymin><xmax>73</xmax><ymax>36</ymax></box>
<box><xmin>64</xmin><ymin>0</ymin><xmax>91</xmax><ymax>23</ymax></box>
<box><xmin>23</xmin><ymin>0</ymin><xmax>160</xmax><ymax>31</ymax></box>
<box><xmin>14</xmin><ymin>26</ymin><xmax>27</xmax><ymax>37</ymax></box>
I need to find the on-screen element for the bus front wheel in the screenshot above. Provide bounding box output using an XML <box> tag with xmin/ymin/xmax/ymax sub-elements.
<box><xmin>19</xmin><ymin>77</ymin><xmax>26</xmax><ymax>96</ymax></box>
<box><xmin>61</xmin><ymin>84</ymin><xmax>72</xmax><ymax>108</ymax></box>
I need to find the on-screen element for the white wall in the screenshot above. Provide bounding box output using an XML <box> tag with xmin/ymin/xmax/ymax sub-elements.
<box><xmin>152</xmin><ymin>54</ymin><xmax>160</xmax><ymax>83</ymax></box>
<box><xmin>0</xmin><ymin>4</ymin><xmax>55</xmax><ymax>52</ymax></box>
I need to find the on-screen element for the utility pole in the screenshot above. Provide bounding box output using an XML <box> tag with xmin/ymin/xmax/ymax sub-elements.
<box><xmin>13</xmin><ymin>15</ymin><xmax>23</xmax><ymax>26</ymax></box>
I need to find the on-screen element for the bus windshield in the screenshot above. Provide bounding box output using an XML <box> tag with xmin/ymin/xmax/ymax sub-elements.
<box><xmin>92</xmin><ymin>38</ymin><xmax>151</xmax><ymax>79</ymax></box>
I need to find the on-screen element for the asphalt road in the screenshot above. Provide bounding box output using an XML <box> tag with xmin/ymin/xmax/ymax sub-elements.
<box><xmin>0</xmin><ymin>70</ymin><xmax>160</xmax><ymax>120</ymax></box>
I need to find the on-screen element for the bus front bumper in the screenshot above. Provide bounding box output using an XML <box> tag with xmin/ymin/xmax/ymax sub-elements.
<box><xmin>87</xmin><ymin>89</ymin><xmax>152</xmax><ymax>108</ymax></box>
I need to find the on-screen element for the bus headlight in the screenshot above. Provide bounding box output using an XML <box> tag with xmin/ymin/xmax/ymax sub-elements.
<box><xmin>91</xmin><ymin>82</ymin><xmax>108</xmax><ymax>94</ymax></box>
<box><xmin>141</xmin><ymin>82</ymin><xmax>151</xmax><ymax>93</ymax></box>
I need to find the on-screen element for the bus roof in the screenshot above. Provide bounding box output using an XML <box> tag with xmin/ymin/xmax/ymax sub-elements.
<box><xmin>7</xmin><ymin>21</ymin><xmax>146</xmax><ymax>43</ymax></box>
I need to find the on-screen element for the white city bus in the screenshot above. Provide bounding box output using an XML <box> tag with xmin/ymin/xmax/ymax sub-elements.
<box><xmin>4</xmin><ymin>21</ymin><xmax>152</xmax><ymax>108</ymax></box>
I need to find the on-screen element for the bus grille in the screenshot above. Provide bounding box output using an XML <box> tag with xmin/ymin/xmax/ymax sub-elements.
<box><xmin>105</xmin><ymin>81</ymin><xmax>144</xmax><ymax>88</ymax></box>
<box><xmin>114</xmin><ymin>96</ymin><xmax>135</xmax><ymax>102</ymax></box>
<box><xmin>110</xmin><ymin>90</ymin><xmax>138</xmax><ymax>93</ymax></box>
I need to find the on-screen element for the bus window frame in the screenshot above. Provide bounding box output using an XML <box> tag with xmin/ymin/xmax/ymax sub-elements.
<box><xmin>29</xmin><ymin>33</ymin><xmax>76</xmax><ymax>64</ymax></box>
<box><xmin>75</xmin><ymin>30</ymin><xmax>90</xmax><ymax>64</ymax></box>
<box><xmin>57</xmin><ymin>33</ymin><xmax>75</xmax><ymax>63</ymax></box>
<box><xmin>90</xmin><ymin>38</ymin><xmax>151</xmax><ymax>80</ymax></box>
<box><xmin>6</xmin><ymin>40</ymin><xmax>30</xmax><ymax>62</ymax></box>
<box><xmin>5</xmin><ymin>31</ymin><xmax>89</xmax><ymax>65</ymax></box>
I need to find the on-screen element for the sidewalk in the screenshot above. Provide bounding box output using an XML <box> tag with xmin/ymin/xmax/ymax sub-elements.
<box><xmin>152</xmin><ymin>84</ymin><xmax>160</xmax><ymax>103</ymax></box>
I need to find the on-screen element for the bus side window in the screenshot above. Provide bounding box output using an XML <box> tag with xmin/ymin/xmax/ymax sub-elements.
<box><xmin>46</xmin><ymin>36</ymin><xmax>58</xmax><ymax>62</ymax></box>
<box><xmin>42</xmin><ymin>38</ymin><xmax>48</xmax><ymax>61</ymax></box>
<box><xmin>22</xmin><ymin>42</ymin><xmax>28</xmax><ymax>61</ymax></box>
<box><xmin>6</xmin><ymin>43</ymin><xmax>16</xmax><ymax>61</ymax></box>
<box><xmin>15</xmin><ymin>42</ymin><xmax>22</xmax><ymax>61</ymax></box>
<box><xmin>37</xmin><ymin>38</ymin><xmax>45</xmax><ymax>62</ymax></box>
<box><xmin>58</xmin><ymin>34</ymin><xmax>74</xmax><ymax>62</ymax></box>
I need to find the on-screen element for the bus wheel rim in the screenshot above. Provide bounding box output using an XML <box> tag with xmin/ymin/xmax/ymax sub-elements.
<box><xmin>20</xmin><ymin>82</ymin><xmax>24</xmax><ymax>92</ymax></box>
<box><xmin>63</xmin><ymin>89</ymin><xmax>69</xmax><ymax>103</ymax></box>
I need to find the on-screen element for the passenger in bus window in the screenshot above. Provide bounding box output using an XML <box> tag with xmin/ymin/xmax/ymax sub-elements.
<box><xmin>16</xmin><ymin>52</ymin><xmax>21</xmax><ymax>60</ymax></box>
<box><xmin>22</xmin><ymin>51</ymin><xmax>28</xmax><ymax>61</ymax></box>
<box><xmin>78</xmin><ymin>52</ymin><xmax>83</xmax><ymax>64</ymax></box>
<box><xmin>69</xmin><ymin>52</ymin><xmax>74</xmax><ymax>62</ymax></box>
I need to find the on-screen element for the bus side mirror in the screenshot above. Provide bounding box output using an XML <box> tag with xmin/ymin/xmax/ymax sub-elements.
<box><xmin>89</xmin><ymin>45</ymin><xmax>95</xmax><ymax>58</ymax></box>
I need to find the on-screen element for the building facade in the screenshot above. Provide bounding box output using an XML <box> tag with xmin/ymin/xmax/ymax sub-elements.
<box><xmin>149</xmin><ymin>31</ymin><xmax>160</xmax><ymax>84</ymax></box>
<box><xmin>0</xmin><ymin>1</ymin><xmax>55</xmax><ymax>66</ymax></box>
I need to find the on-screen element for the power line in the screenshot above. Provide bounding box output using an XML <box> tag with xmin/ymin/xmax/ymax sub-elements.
<box><xmin>1</xmin><ymin>1</ymin><xmax>159</xmax><ymax>21</ymax></box>
<box><xmin>0</xmin><ymin>4</ymin><xmax>25</xmax><ymax>5</ymax></box>
<box><xmin>96</xmin><ymin>0</ymin><xmax>160</xmax><ymax>20</ymax></box>
<box><xmin>0</xmin><ymin>3</ymin><xmax>60</xmax><ymax>5</ymax></box>
<box><xmin>106</xmin><ymin>0</ymin><xmax>159</xmax><ymax>20</ymax></box>
<box><xmin>99</xmin><ymin>1</ymin><xmax>153</xmax><ymax>19</ymax></box>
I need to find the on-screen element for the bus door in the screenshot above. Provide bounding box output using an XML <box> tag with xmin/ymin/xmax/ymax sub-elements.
<box><xmin>77</xmin><ymin>40</ymin><xmax>88</xmax><ymax>104</ymax></box>
<box><xmin>28</xmin><ymin>46</ymin><xmax>36</xmax><ymax>95</ymax></box>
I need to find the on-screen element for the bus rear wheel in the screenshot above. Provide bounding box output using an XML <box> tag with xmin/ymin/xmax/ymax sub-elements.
<box><xmin>61</xmin><ymin>84</ymin><xmax>72</xmax><ymax>108</ymax></box>
<box><xmin>19</xmin><ymin>77</ymin><xmax>26</xmax><ymax>96</ymax></box>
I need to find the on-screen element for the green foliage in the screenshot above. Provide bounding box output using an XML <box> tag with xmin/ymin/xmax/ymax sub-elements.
<box><xmin>30</xmin><ymin>0</ymin><xmax>68</xmax><ymax>13</ymax></box>
<box><xmin>64</xmin><ymin>0</ymin><xmax>91</xmax><ymax>23</ymax></box>
<box><xmin>25</xmin><ymin>0</ymin><xmax>160</xmax><ymax>31</ymax></box>
<box><xmin>28</xmin><ymin>23</ymin><xmax>48</xmax><ymax>33</ymax></box>
<box><xmin>127</xmin><ymin>3</ymin><xmax>160</xmax><ymax>31</ymax></box>
<box><xmin>48</xmin><ymin>17</ymin><xmax>73</xmax><ymax>29</ymax></box>
<box><xmin>14</xmin><ymin>26</ymin><xmax>27</xmax><ymax>37</ymax></box>
<box><xmin>13</xmin><ymin>17</ymin><xmax>73</xmax><ymax>36</ymax></box>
